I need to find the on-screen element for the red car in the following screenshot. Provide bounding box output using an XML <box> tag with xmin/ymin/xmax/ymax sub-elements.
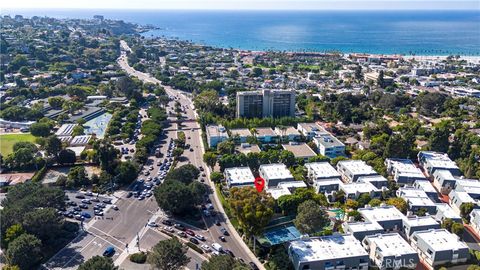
<box><xmin>185</xmin><ymin>229</ymin><xmax>195</xmax><ymax>236</ymax></box>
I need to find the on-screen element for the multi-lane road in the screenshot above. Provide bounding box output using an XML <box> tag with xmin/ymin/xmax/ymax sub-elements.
<box><xmin>44</xmin><ymin>41</ymin><xmax>262</xmax><ymax>270</ymax></box>
<box><xmin>118</xmin><ymin>40</ymin><xmax>262</xmax><ymax>267</ymax></box>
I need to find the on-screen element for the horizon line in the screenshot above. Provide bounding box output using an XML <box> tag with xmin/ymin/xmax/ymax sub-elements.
<box><xmin>2</xmin><ymin>7</ymin><xmax>479</xmax><ymax>12</ymax></box>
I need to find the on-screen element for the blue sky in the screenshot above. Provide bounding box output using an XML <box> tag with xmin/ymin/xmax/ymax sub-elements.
<box><xmin>2</xmin><ymin>0</ymin><xmax>479</xmax><ymax>10</ymax></box>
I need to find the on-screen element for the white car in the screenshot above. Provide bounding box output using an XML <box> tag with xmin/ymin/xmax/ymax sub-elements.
<box><xmin>147</xmin><ymin>221</ymin><xmax>158</xmax><ymax>227</ymax></box>
<box><xmin>201</xmin><ymin>244</ymin><xmax>211</xmax><ymax>252</ymax></box>
<box><xmin>112</xmin><ymin>205</ymin><xmax>119</xmax><ymax>210</ymax></box>
<box><xmin>195</xmin><ymin>234</ymin><xmax>205</xmax><ymax>241</ymax></box>
<box><xmin>164</xmin><ymin>226</ymin><xmax>174</xmax><ymax>232</ymax></box>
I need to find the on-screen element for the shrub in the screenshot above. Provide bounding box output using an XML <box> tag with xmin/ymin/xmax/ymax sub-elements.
<box><xmin>129</xmin><ymin>252</ymin><xmax>147</xmax><ymax>264</ymax></box>
<box><xmin>186</xmin><ymin>242</ymin><xmax>204</xmax><ymax>254</ymax></box>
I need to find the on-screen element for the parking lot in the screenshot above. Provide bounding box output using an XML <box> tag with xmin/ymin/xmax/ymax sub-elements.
<box><xmin>62</xmin><ymin>191</ymin><xmax>117</xmax><ymax>222</ymax></box>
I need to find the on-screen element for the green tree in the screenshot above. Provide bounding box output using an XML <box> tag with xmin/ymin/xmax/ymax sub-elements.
<box><xmin>48</xmin><ymin>97</ymin><xmax>65</xmax><ymax>109</ymax></box>
<box><xmin>4</xmin><ymin>224</ymin><xmax>25</xmax><ymax>248</ymax></box>
<box><xmin>460</xmin><ymin>202</ymin><xmax>475</xmax><ymax>220</ymax></box>
<box><xmin>78</xmin><ymin>256</ymin><xmax>118</xmax><ymax>270</ymax></box>
<box><xmin>94</xmin><ymin>139</ymin><xmax>119</xmax><ymax>173</ymax></box>
<box><xmin>22</xmin><ymin>208</ymin><xmax>63</xmax><ymax>245</ymax></box>
<box><xmin>203</xmin><ymin>151</ymin><xmax>218</xmax><ymax>168</ymax></box>
<box><xmin>5</xmin><ymin>234</ymin><xmax>42</xmax><ymax>270</ymax></box>
<box><xmin>30</xmin><ymin>122</ymin><xmax>52</xmax><ymax>137</ymax></box>
<box><xmin>428</xmin><ymin>123</ymin><xmax>450</xmax><ymax>153</ymax></box>
<box><xmin>165</xmin><ymin>164</ymin><xmax>200</xmax><ymax>185</ymax></box>
<box><xmin>147</xmin><ymin>238</ymin><xmax>190</xmax><ymax>270</ymax></box>
<box><xmin>386</xmin><ymin>197</ymin><xmax>408</xmax><ymax>214</ymax></box>
<box><xmin>154</xmin><ymin>180</ymin><xmax>194</xmax><ymax>215</ymax></box>
<box><xmin>115</xmin><ymin>161</ymin><xmax>138</xmax><ymax>185</ymax></box>
<box><xmin>210</xmin><ymin>171</ymin><xmax>224</xmax><ymax>183</ymax></box>
<box><xmin>57</xmin><ymin>149</ymin><xmax>76</xmax><ymax>165</ymax></box>
<box><xmin>217</xmin><ymin>140</ymin><xmax>235</xmax><ymax>155</ymax></box>
<box><xmin>441</xmin><ymin>218</ymin><xmax>454</xmax><ymax>231</ymax></box>
<box><xmin>67</xmin><ymin>166</ymin><xmax>89</xmax><ymax>187</ymax></box>
<box><xmin>188</xmin><ymin>181</ymin><xmax>208</xmax><ymax>205</ymax></box>
<box><xmin>229</xmin><ymin>187</ymin><xmax>275</xmax><ymax>239</ymax></box>
<box><xmin>294</xmin><ymin>200</ymin><xmax>329</xmax><ymax>235</ymax></box>
<box><xmin>265</xmin><ymin>246</ymin><xmax>294</xmax><ymax>270</ymax></box>
<box><xmin>451</xmin><ymin>222</ymin><xmax>465</xmax><ymax>238</ymax></box>
<box><xmin>45</xmin><ymin>135</ymin><xmax>63</xmax><ymax>159</ymax></box>
<box><xmin>368</xmin><ymin>198</ymin><xmax>382</xmax><ymax>207</ymax></box>
<box><xmin>72</xmin><ymin>125</ymin><xmax>85</xmax><ymax>136</ymax></box>
<box><xmin>12</xmin><ymin>142</ymin><xmax>37</xmax><ymax>153</ymax></box>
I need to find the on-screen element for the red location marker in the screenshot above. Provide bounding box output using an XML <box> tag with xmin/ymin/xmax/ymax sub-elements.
<box><xmin>254</xmin><ymin>176</ymin><xmax>265</xmax><ymax>192</ymax></box>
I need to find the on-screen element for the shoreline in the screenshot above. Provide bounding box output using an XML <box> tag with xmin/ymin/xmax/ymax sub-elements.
<box><xmin>143</xmin><ymin>33</ymin><xmax>480</xmax><ymax>63</ymax></box>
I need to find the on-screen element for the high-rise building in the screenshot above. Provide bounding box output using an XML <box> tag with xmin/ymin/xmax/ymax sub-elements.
<box><xmin>236</xmin><ymin>89</ymin><xmax>295</xmax><ymax>118</ymax></box>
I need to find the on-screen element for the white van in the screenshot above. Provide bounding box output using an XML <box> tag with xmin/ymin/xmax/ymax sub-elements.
<box><xmin>211</xmin><ymin>242</ymin><xmax>223</xmax><ymax>252</ymax></box>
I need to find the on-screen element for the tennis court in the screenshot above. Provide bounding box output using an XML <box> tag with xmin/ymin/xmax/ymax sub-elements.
<box><xmin>263</xmin><ymin>225</ymin><xmax>302</xmax><ymax>245</ymax></box>
<box><xmin>84</xmin><ymin>113</ymin><xmax>112</xmax><ymax>139</ymax></box>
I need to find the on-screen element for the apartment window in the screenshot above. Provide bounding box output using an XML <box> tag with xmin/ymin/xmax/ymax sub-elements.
<box><xmin>302</xmin><ymin>264</ymin><xmax>311</xmax><ymax>270</ymax></box>
<box><xmin>427</xmin><ymin>249</ymin><xmax>433</xmax><ymax>255</ymax></box>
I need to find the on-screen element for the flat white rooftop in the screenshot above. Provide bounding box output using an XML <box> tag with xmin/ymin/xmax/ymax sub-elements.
<box><xmin>289</xmin><ymin>234</ymin><xmax>368</xmax><ymax>262</ymax></box>
<box><xmin>297</xmin><ymin>122</ymin><xmax>327</xmax><ymax>134</ymax></box>
<box><xmin>255</xmin><ymin>127</ymin><xmax>276</xmax><ymax>137</ymax></box>
<box><xmin>434</xmin><ymin>203</ymin><xmax>461</xmax><ymax>220</ymax></box>
<box><xmin>412</xmin><ymin>229</ymin><xmax>468</xmax><ymax>251</ymax></box>
<box><xmin>420</xmin><ymin>151</ymin><xmax>459</xmax><ymax>170</ymax></box>
<box><xmin>224</xmin><ymin>167</ymin><xmax>254</xmax><ymax>186</ymax></box>
<box><xmin>260</xmin><ymin>163</ymin><xmax>294</xmax><ymax>181</ymax></box>
<box><xmin>230</xmin><ymin>128</ymin><xmax>252</xmax><ymax>137</ymax></box>
<box><xmin>343</xmin><ymin>221</ymin><xmax>383</xmax><ymax>232</ymax></box>
<box><xmin>386</xmin><ymin>158</ymin><xmax>425</xmax><ymax>179</ymax></box>
<box><xmin>337</xmin><ymin>160</ymin><xmax>378</xmax><ymax>177</ymax></box>
<box><xmin>282</xmin><ymin>143</ymin><xmax>316</xmax><ymax>159</ymax></box>
<box><xmin>357</xmin><ymin>175</ymin><xmax>388</xmax><ymax>184</ymax></box>
<box><xmin>397</xmin><ymin>187</ymin><xmax>430</xmax><ymax>199</ymax></box>
<box><xmin>341</xmin><ymin>182</ymin><xmax>379</xmax><ymax>194</ymax></box>
<box><xmin>206</xmin><ymin>124</ymin><xmax>228</xmax><ymax>138</ymax></box>
<box><xmin>359</xmin><ymin>205</ymin><xmax>405</xmax><ymax>223</ymax></box>
<box><xmin>306</xmin><ymin>162</ymin><xmax>341</xmax><ymax>180</ymax></box>
<box><xmin>403</xmin><ymin>216</ymin><xmax>439</xmax><ymax>227</ymax></box>
<box><xmin>450</xmin><ymin>190</ymin><xmax>476</xmax><ymax>203</ymax></box>
<box><xmin>413</xmin><ymin>180</ymin><xmax>437</xmax><ymax>194</ymax></box>
<box><xmin>266</xmin><ymin>186</ymin><xmax>292</xmax><ymax>199</ymax></box>
<box><xmin>365</xmin><ymin>233</ymin><xmax>417</xmax><ymax>257</ymax></box>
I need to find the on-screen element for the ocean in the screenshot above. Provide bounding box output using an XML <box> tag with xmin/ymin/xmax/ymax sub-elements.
<box><xmin>3</xmin><ymin>9</ymin><xmax>480</xmax><ymax>55</ymax></box>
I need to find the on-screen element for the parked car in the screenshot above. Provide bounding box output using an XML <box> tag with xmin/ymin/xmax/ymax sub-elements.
<box><xmin>163</xmin><ymin>226</ymin><xmax>174</xmax><ymax>233</ymax></box>
<box><xmin>174</xmin><ymin>223</ymin><xmax>185</xmax><ymax>231</ymax></box>
<box><xmin>219</xmin><ymin>236</ymin><xmax>226</xmax><ymax>242</ymax></box>
<box><xmin>126</xmin><ymin>192</ymin><xmax>133</xmax><ymax>198</ymax></box>
<box><xmin>75</xmin><ymin>194</ymin><xmax>85</xmax><ymax>199</ymax></box>
<box><xmin>195</xmin><ymin>235</ymin><xmax>205</xmax><ymax>241</ymax></box>
<box><xmin>177</xmin><ymin>231</ymin><xmax>187</xmax><ymax>238</ymax></box>
<box><xmin>189</xmin><ymin>237</ymin><xmax>199</xmax><ymax>244</ymax></box>
<box><xmin>112</xmin><ymin>205</ymin><xmax>119</xmax><ymax>210</ymax></box>
<box><xmin>185</xmin><ymin>229</ymin><xmax>195</xmax><ymax>236</ymax></box>
<box><xmin>201</xmin><ymin>244</ymin><xmax>211</xmax><ymax>252</ymax></box>
<box><xmin>162</xmin><ymin>219</ymin><xmax>173</xmax><ymax>226</ymax></box>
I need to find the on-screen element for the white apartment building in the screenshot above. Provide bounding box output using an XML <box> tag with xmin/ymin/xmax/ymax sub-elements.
<box><xmin>259</xmin><ymin>163</ymin><xmax>295</xmax><ymax>188</ymax></box>
<box><xmin>362</xmin><ymin>233</ymin><xmax>419</xmax><ymax>270</ymax></box>
<box><xmin>385</xmin><ymin>158</ymin><xmax>426</xmax><ymax>185</ymax></box>
<box><xmin>224</xmin><ymin>167</ymin><xmax>255</xmax><ymax>188</ymax></box>
<box><xmin>206</xmin><ymin>124</ymin><xmax>229</xmax><ymax>148</ymax></box>
<box><xmin>337</xmin><ymin>160</ymin><xmax>379</xmax><ymax>183</ymax></box>
<box><xmin>288</xmin><ymin>234</ymin><xmax>369</xmax><ymax>270</ymax></box>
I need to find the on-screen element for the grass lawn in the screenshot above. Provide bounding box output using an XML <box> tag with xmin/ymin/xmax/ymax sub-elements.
<box><xmin>0</xmin><ymin>133</ymin><xmax>37</xmax><ymax>156</ymax></box>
